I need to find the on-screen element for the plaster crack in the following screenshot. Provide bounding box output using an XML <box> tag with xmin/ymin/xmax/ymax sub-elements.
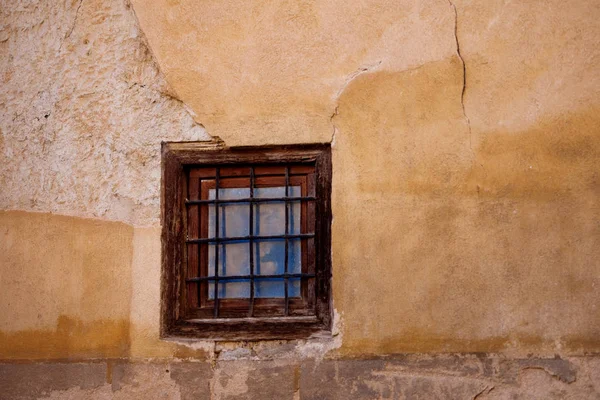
<box><xmin>473</xmin><ymin>385</ymin><xmax>494</xmax><ymax>400</ymax></box>
<box><xmin>447</xmin><ymin>0</ymin><xmax>473</xmax><ymax>153</ymax></box>
<box><xmin>60</xmin><ymin>0</ymin><xmax>84</xmax><ymax>50</ymax></box>
<box><xmin>329</xmin><ymin>105</ymin><xmax>339</xmax><ymax>144</ymax></box>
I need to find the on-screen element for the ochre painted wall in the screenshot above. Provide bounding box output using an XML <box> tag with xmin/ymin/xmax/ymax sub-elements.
<box><xmin>0</xmin><ymin>211</ymin><xmax>132</xmax><ymax>359</ymax></box>
<box><xmin>1</xmin><ymin>0</ymin><xmax>599</xmax><ymax>361</ymax></box>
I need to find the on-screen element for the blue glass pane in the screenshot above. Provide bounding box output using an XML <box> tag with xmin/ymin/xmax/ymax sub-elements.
<box><xmin>208</xmin><ymin>188</ymin><xmax>250</xmax><ymax>238</ymax></box>
<box><xmin>253</xmin><ymin>186</ymin><xmax>301</xmax><ymax>235</ymax></box>
<box><xmin>207</xmin><ymin>186</ymin><xmax>302</xmax><ymax>299</ymax></box>
<box><xmin>254</xmin><ymin>186</ymin><xmax>301</xmax><ymax>298</ymax></box>
<box><xmin>208</xmin><ymin>188</ymin><xmax>250</xmax><ymax>299</ymax></box>
<box><xmin>289</xmin><ymin>278</ymin><xmax>301</xmax><ymax>298</ymax></box>
<box><xmin>208</xmin><ymin>244</ymin><xmax>250</xmax><ymax>299</ymax></box>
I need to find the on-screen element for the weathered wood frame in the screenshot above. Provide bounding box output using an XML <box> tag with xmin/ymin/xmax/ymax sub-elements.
<box><xmin>161</xmin><ymin>142</ymin><xmax>332</xmax><ymax>340</ymax></box>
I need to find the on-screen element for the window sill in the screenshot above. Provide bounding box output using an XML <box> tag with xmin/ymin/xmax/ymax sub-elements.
<box><xmin>163</xmin><ymin>316</ymin><xmax>331</xmax><ymax>341</ymax></box>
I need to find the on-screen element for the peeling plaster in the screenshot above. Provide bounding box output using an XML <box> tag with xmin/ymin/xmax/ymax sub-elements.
<box><xmin>334</xmin><ymin>61</ymin><xmax>384</xmax><ymax>100</ymax></box>
<box><xmin>330</xmin><ymin>61</ymin><xmax>383</xmax><ymax>143</ymax></box>
<box><xmin>156</xmin><ymin>309</ymin><xmax>343</xmax><ymax>364</ymax></box>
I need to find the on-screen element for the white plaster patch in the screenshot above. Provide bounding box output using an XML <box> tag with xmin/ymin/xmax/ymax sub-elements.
<box><xmin>0</xmin><ymin>0</ymin><xmax>213</xmax><ymax>227</ymax></box>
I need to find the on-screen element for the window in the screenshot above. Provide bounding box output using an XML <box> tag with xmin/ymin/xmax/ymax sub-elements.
<box><xmin>161</xmin><ymin>143</ymin><xmax>332</xmax><ymax>340</ymax></box>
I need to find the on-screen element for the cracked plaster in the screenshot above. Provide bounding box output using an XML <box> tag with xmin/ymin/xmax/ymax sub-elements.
<box><xmin>1</xmin><ymin>0</ymin><xmax>600</xmax><ymax>371</ymax></box>
<box><xmin>130</xmin><ymin>0</ymin><xmax>457</xmax><ymax>146</ymax></box>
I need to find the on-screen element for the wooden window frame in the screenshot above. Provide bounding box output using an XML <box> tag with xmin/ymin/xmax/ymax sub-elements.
<box><xmin>161</xmin><ymin>143</ymin><xmax>332</xmax><ymax>340</ymax></box>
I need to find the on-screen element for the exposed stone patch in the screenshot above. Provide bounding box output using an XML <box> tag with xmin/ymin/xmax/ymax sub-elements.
<box><xmin>0</xmin><ymin>0</ymin><xmax>214</xmax><ymax>227</ymax></box>
<box><xmin>0</xmin><ymin>356</ymin><xmax>598</xmax><ymax>399</ymax></box>
<box><xmin>0</xmin><ymin>363</ymin><xmax>106</xmax><ymax>400</ymax></box>
<box><xmin>169</xmin><ymin>362</ymin><xmax>212</xmax><ymax>400</ymax></box>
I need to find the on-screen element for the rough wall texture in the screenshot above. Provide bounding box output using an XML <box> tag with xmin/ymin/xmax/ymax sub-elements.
<box><xmin>0</xmin><ymin>0</ymin><xmax>211</xmax><ymax>227</ymax></box>
<box><xmin>1</xmin><ymin>0</ymin><xmax>600</xmax><ymax>397</ymax></box>
<box><xmin>1</xmin><ymin>356</ymin><xmax>600</xmax><ymax>399</ymax></box>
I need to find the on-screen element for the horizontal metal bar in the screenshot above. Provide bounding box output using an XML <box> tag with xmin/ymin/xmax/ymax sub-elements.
<box><xmin>185</xmin><ymin>196</ymin><xmax>315</xmax><ymax>205</ymax></box>
<box><xmin>184</xmin><ymin>316</ymin><xmax>319</xmax><ymax>324</ymax></box>
<box><xmin>186</xmin><ymin>273</ymin><xmax>315</xmax><ymax>283</ymax></box>
<box><xmin>186</xmin><ymin>233</ymin><xmax>314</xmax><ymax>244</ymax></box>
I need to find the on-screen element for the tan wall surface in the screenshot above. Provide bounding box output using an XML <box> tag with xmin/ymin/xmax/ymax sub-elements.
<box><xmin>1</xmin><ymin>0</ymin><xmax>599</xmax><ymax>362</ymax></box>
<box><xmin>0</xmin><ymin>211</ymin><xmax>132</xmax><ymax>359</ymax></box>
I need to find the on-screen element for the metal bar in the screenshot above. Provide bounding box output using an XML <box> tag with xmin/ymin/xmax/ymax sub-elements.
<box><xmin>186</xmin><ymin>196</ymin><xmax>316</xmax><ymax>205</ymax></box>
<box><xmin>196</xmin><ymin>178</ymin><xmax>201</xmax><ymax>308</ymax></box>
<box><xmin>187</xmin><ymin>273</ymin><xmax>315</xmax><ymax>283</ymax></box>
<box><xmin>248</xmin><ymin>167</ymin><xmax>255</xmax><ymax>317</ymax></box>
<box><xmin>188</xmin><ymin>171</ymin><xmax>311</xmax><ymax>180</ymax></box>
<box><xmin>187</xmin><ymin>233</ymin><xmax>315</xmax><ymax>244</ymax></box>
<box><xmin>221</xmin><ymin>189</ymin><xmax>227</xmax><ymax>296</ymax></box>
<box><xmin>254</xmin><ymin>194</ymin><xmax>262</xmax><ymax>304</ymax></box>
<box><xmin>284</xmin><ymin>166</ymin><xmax>290</xmax><ymax>316</ymax></box>
<box><xmin>213</xmin><ymin>167</ymin><xmax>220</xmax><ymax>317</ymax></box>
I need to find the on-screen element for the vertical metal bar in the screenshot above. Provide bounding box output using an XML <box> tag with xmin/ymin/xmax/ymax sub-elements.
<box><xmin>254</xmin><ymin>193</ymin><xmax>261</xmax><ymax>295</ymax></box>
<box><xmin>197</xmin><ymin>178</ymin><xmax>201</xmax><ymax>307</ymax></box>
<box><xmin>284</xmin><ymin>166</ymin><xmax>290</xmax><ymax>316</ymax></box>
<box><xmin>213</xmin><ymin>167</ymin><xmax>220</xmax><ymax>317</ymax></box>
<box><xmin>221</xmin><ymin>197</ymin><xmax>227</xmax><ymax>298</ymax></box>
<box><xmin>248</xmin><ymin>167</ymin><xmax>255</xmax><ymax>317</ymax></box>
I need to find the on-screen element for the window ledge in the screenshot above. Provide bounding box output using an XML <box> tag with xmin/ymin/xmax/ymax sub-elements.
<box><xmin>163</xmin><ymin>316</ymin><xmax>331</xmax><ymax>341</ymax></box>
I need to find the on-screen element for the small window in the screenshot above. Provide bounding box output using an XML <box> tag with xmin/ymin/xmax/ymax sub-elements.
<box><xmin>161</xmin><ymin>143</ymin><xmax>332</xmax><ymax>340</ymax></box>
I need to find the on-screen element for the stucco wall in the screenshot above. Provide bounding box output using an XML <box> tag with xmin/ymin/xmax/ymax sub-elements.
<box><xmin>1</xmin><ymin>0</ymin><xmax>599</xmax><ymax>379</ymax></box>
